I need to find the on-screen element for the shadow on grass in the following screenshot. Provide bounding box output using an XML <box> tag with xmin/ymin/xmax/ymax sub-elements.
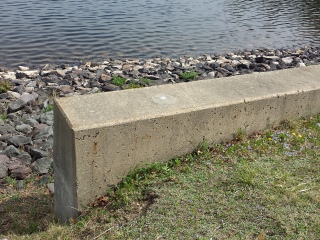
<box><xmin>0</xmin><ymin>191</ymin><xmax>55</xmax><ymax>236</ymax></box>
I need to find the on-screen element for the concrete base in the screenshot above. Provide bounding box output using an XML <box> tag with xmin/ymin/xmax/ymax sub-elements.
<box><xmin>54</xmin><ymin>65</ymin><xmax>320</xmax><ymax>222</ymax></box>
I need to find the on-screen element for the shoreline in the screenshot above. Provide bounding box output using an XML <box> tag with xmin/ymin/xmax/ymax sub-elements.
<box><xmin>0</xmin><ymin>45</ymin><xmax>319</xmax><ymax>184</ymax></box>
<box><xmin>1</xmin><ymin>45</ymin><xmax>319</xmax><ymax>94</ymax></box>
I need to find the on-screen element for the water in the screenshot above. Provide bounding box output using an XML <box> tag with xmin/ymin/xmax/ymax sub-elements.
<box><xmin>0</xmin><ymin>0</ymin><xmax>319</xmax><ymax>68</ymax></box>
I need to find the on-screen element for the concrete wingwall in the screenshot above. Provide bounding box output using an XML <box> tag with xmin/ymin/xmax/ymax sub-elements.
<box><xmin>54</xmin><ymin>65</ymin><xmax>320</xmax><ymax>222</ymax></box>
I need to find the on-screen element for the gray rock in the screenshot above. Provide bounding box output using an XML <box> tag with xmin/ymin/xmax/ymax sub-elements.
<box><xmin>99</xmin><ymin>73</ymin><xmax>112</xmax><ymax>82</ymax></box>
<box><xmin>282</xmin><ymin>57</ymin><xmax>293</xmax><ymax>64</ymax></box>
<box><xmin>7</xmin><ymin>99</ymin><xmax>26</xmax><ymax>113</ymax></box>
<box><xmin>1</xmin><ymin>124</ymin><xmax>17</xmax><ymax>135</ymax></box>
<box><xmin>0</xmin><ymin>154</ymin><xmax>9</xmax><ymax>167</ymax></box>
<box><xmin>269</xmin><ymin>62</ymin><xmax>278</xmax><ymax>71</ymax></box>
<box><xmin>0</xmin><ymin>93</ymin><xmax>8</xmax><ymax>99</ymax></box>
<box><xmin>264</xmin><ymin>55</ymin><xmax>280</xmax><ymax>61</ymax></box>
<box><xmin>33</xmin><ymin>126</ymin><xmax>53</xmax><ymax>139</ymax></box>
<box><xmin>59</xmin><ymin>85</ymin><xmax>74</xmax><ymax>94</ymax></box>
<box><xmin>8</xmin><ymin>157</ymin><xmax>32</xmax><ymax>180</ymax></box>
<box><xmin>15</xmin><ymin>180</ymin><xmax>24</xmax><ymax>190</ymax></box>
<box><xmin>224</xmin><ymin>64</ymin><xmax>235</xmax><ymax>72</ymax></box>
<box><xmin>58</xmin><ymin>79</ymin><xmax>70</xmax><ymax>85</ymax></box>
<box><xmin>37</xmin><ymin>139</ymin><xmax>53</xmax><ymax>152</ymax></box>
<box><xmin>3</xmin><ymin>71</ymin><xmax>16</xmax><ymax>80</ymax></box>
<box><xmin>14</xmin><ymin>85</ymin><xmax>26</xmax><ymax>95</ymax></box>
<box><xmin>0</xmin><ymin>141</ymin><xmax>7</xmax><ymax>151</ymax></box>
<box><xmin>18</xmin><ymin>66</ymin><xmax>29</xmax><ymax>71</ymax></box>
<box><xmin>207</xmin><ymin>71</ymin><xmax>216</xmax><ymax>78</ymax></box>
<box><xmin>15</xmin><ymin>124</ymin><xmax>32</xmax><ymax>134</ymax></box>
<box><xmin>7</xmin><ymin>113</ymin><xmax>19</xmax><ymax>121</ymax></box>
<box><xmin>23</xmin><ymin>118</ymin><xmax>39</xmax><ymax>127</ymax></box>
<box><xmin>102</xmin><ymin>84</ymin><xmax>121</xmax><ymax>91</ymax></box>
<box><xmin>56</xmin><ymin>69</ymin><xmax>67</xmax><ymax>77</ymax></box>
<box><xmin>8</xmin><ymin>135</ymin><xmax>33</xmax><ymax>147</ymax></box>
<box><xmin>35</xmin><ymin>173</ymin><xmax>51</xmax><ymax>186</ymax></box>
<box><xmin>296</xmin><ymin>62</ymin><xmax>306</xmax><ymax>67</ymax></box>
<box><xmin>3</xmin><ymin>145</ymin><xmax>20</xmax><ymax>157</ymax></box>
<box><xmin>47</xmin><ymin>183</ymin><xmax>54</xmax><ymax>193</ymax></box>
<box><xmin>25</xmin><ymin>86</ymin><xmax>35</xmax><ymax>92</ymax></box>
<box><xmin>0</xmin><ymin>167</ymin><xmax>8</xmax><ymax>179</ymax></box>
<box><xmin>40</xmin><ymin>111</ymin><xmax>54</xmax><ymax>125</ymax></box>
<box><xmin>7</xmin><ymin>91</ymin><xmax>21</xmax><ymax>99</ymax></box>
<box><xmin>17</xmin><ymin>152</ymin><xmax>32</xmax><ymax>165</ymax></box>
<box><xmin>15</xmin><ymin>71</ymin><xmax>28</xmax><ymax>79</ymax></box>
<box><xmin>20</xmin><ymin>92</ymin><xmax>38</xmax><ymax>104</ymax></box>
<box><xmin>18</xmin><ymin>70</ymin><xmax>39</xmax><ymax>78</ymax></box>
<box><xmin>28</xmin><ymin>146</ymin><xmax>49</xmax><ymax>159</ymax></box>
<box><xmin>91</xmin><ymin>87</ymin><xmax>100</xmax><ymax>93</ymax></box>
<box><xmin>33</xmin><ymin>157</ymin><xmax>53</xmax><ymax>174</ymax></box>
<box><xmin>209</xmin><ymin>62</ymin><xmax>220</xmax><ymax>69</ymax></box>
<box><xmin>26</xmin><ymin>80</ymin><xmax>37</xmax><ymax>88</ymax></box>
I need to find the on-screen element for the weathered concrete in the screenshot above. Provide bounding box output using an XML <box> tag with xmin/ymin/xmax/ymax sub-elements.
<box><xmin>54</xmin><ymin>65</ymin><xmax>320</xmax><ymax>222</ymax></box>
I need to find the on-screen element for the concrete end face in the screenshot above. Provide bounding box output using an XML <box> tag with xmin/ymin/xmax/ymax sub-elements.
<box><xmin>53</xmin><ymin>102</ymin><xmax>78</xmax><ymax>222</ymax></box>
<box><xmin>53</xmin><ymin>65</ymin><xmax>320</xmax><ymax>222</ymax></box>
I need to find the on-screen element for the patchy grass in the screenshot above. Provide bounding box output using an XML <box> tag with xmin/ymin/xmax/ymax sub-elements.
<box><xmin>0</xmin><ymin>176</ymin><xmax>54</xmax><ymax>237</ymax></box>
<box><xmin>125</xmin><ymin>82</ymin><xmax>142</xmax><ymax>89</ymax></box>
<box><xmin>180</xmin><ymin>70</ymin><xmax>198</xmax><ymax>81</ymax></box>
<box><xmin>0</xmin><ymin>114</ymin><xmax>7</xmax><ymax>121</ymax></box>
<box><xmin>111</xmin><ymin>76</ymin><xmax>127</xmax><ymax>87</ymax></box>
<box><xmin>1</xmin><ymin>115</ymin><xmax>320</xmax><ymax>239</ymax></box>
<box><xmin>0</xmin><ymin>80</ymin><xmax>12</xmax><ymax>93</ymax></box>
<box><xmin>139</xmin><ymin>77</ymin><xmax>153</xmax><ymax>86</ymax></box>
<box><xmin>42</xmin><ymin>104</ymin><xmax>53</xmax><ymax>113</ymax></box>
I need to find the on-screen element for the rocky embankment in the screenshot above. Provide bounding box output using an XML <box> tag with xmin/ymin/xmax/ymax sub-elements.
<box><xmin>0</xmin><ymin>46</ymin><xmax>319</xmax><ymax>191</ymax></box>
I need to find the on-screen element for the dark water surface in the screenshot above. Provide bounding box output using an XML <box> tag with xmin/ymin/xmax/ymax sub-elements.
<box><xmin>1</xmin><ymin>0</ymin><xmax>320</xmax><ymax>68</ymax></box>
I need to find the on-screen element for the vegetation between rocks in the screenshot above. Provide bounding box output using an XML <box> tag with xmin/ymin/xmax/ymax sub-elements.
<box><xmin>111</xmin><ymin>76</ymin><xmax>127</xmax><ymax>87</ymax></box>
<box><xmin>0</xmin><ymin>80</ymin><xmax>12</xmax><ymax>93</ymax></box>
<box><xmin>180</xmin><ymin>70</ymin><xmax>199</xmax><ymax>81</ymax></box>
<box><xmin>42</xmin><ymin>104</ymin><xmax>53</xmax><ymax>113</ymax></box>
<box><xmin>1</xmin><ymin>114</ymin><xmax>320</xmax><ymax>239</ymax></box>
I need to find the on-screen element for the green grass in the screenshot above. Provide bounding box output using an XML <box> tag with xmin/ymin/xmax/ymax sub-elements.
<box><xmin>0</xmin><ymin>114</ymin><xmax>7</xmax><ymax>121</ymax></box>
<box><xmin>125</xmin><ymin>82</ymin><xmax>141</xmax><ymax>89</ymax></box>
<box><xmin>0</xmin><ymin>80</ymin><xmax>12</xmax><ymax>93</ymax></box>
<box><xmin>180</xmin><ymin>70</ymin><xmax>198</xmax><ymax>81</ymax></box>
<box><xmin>112</xmin><ymin>76</ymin><xmax>127</xmax><ymax>87</ymax></box>
<box><xmin>125</xmin><ymin>78</ymin><xmax>154</xmax><ymax>89</ymax></box>
<box><xmin>42</xmin><ymin>104</ymin><xmax>53</xmax><ymax>113</ymax></box>
<box><xmin>139</xmin><ymin>77</ymin><xmax>153</xmax><ymax>86</ymax></box>
<box><xmin>1</xmin><ymin>115</ymin><xmax>320</xmax><ymax>239</ymax></box>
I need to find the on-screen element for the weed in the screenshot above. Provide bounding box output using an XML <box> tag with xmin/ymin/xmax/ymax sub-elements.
<box><xmin>125</xmin><ymin>82</ymin><xmax>141</xmax><ymax>89</ymax></box>
<box><xmin>140</xmin><ymin>77</ymin><xmax>153</xmax><ymax>86</ymax></box>
<box><xmin>0</xmin><ymin>114</ymin><xmax>7</xmax><ymax>121</ymax></box>
<box><xmin>236</xmin><ymin>128</ymin><xmax>246</xmax><ymax>141</ymax></box>
<box><xmin>112</xmin><ymin>76</ymin><xmax>126</xmax><ymax>86</ymax></box>
<box><xmin>43</xmin><ymin>104</ymin><xmax>53</xmax><ymax>113</ymax></box>
<box><xmin>180</xmin><ymin>70</ymin><xmax>198</xmax><ymax>81</ymax></box>
<box><xmin>5</xmin><ymin>176</ymin><xmax>17</xmax><ymax>186</ymax></box>
<box><xmin>0</xmin><ymin>80</ymin><xmax>12</xmax><ymax>93</ymax></box>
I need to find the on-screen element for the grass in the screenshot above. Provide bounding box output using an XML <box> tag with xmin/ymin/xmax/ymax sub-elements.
<box><xmin>124</xmin><ymin>78</ymin><xmax>153</xmax><ymax>89</ymax></box>
<box><xmin>180</xmin><ymin>70</ymin><xmax>198</xmax><ymax>81</ymax></box>
<box><xmin>112</xmin><ymin>76</ymin><xmax>127</xmax><ymax>87</ymax></box>
<box><xmin>42</xmin><ymin>104</ymin><xmax>53</xmax><ymax>113</ymax></box>
<box><xmin>125</xmin><ymin>82</ymin><xmax>141</xmax><ymax>89</ymax></box>
<box><xmin>139</xmin><ymin>77</ymin><xmax>153</xmax><ymax>86</ymax></box>
<box><xmin>1</xmin><ymin>115</ymin><xmax>320</xmax><ymax>239</ymax></box>
<box><xmin>0</xmin><ymin>80</ymin><xmax>12</xmax><ymax>93</ymax></box>
<box><xmin>0</xmin><ymin>114</ymin><xmax>7</xmax><ymax>121</ymax></box>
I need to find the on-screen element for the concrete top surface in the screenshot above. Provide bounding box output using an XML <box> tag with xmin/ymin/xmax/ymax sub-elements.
<box><xmin>55</xmin><ymin>65</ymin><xmax>320</xmax><ymax>131</ymax></box>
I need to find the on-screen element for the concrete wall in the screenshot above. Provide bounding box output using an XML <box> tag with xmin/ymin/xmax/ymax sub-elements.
<box><xmin>54</xmin><ymin>65</ymin><xmax>320</xmax><ymax>222</ymax></box>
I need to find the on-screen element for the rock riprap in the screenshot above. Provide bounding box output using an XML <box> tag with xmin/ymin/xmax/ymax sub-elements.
<box><xmin>0</xmin><ymin>46</ymin><xmax>319</xmax><ymax>185</ymax></box>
